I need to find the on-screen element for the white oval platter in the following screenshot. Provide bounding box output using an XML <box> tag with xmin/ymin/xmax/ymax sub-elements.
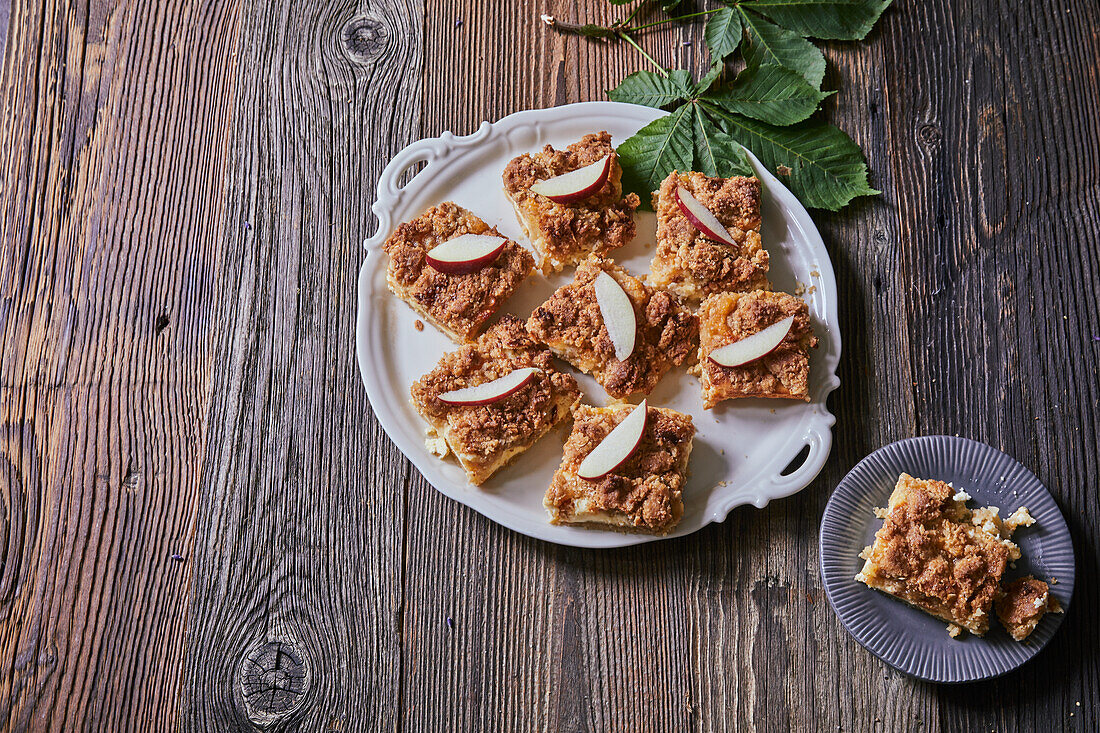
<box><xmin>357</xmin><ymin>101</ymin><xmax>841</xmax><ymax>548</ymax></box>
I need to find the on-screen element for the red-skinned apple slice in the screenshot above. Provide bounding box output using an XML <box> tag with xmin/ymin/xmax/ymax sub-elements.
<box><xmin>426</xmin><ymin>234</ymin><xmax>508</xmax><ymax>275</ymax></box>
<box><xmin>674</xmin><ymin>186</ymin><xmax>738</xmax><ymax>247</ymax></box>
<box><xmin>530</xmin><ymin>156</ymin><xmax>611</xmax><ymax>204</ymax></box>
<box><xmin>438</xmin><ymin>367</ymin><xmax>540</xmax><ymax>406</ymax></box>
<box><xmin>577</xmin><ymin>400</ymin><xmax>648</xmax><ymax>480</ymax></box>
<box><xmin>708</xmin><ymin>316</ymin><xmax>794</xmax><ymax>368</ymax></box>
<box><xmin>593</xmin><ymin>271</ymin><xmax>636</xmax><ymax>361</ymax></box>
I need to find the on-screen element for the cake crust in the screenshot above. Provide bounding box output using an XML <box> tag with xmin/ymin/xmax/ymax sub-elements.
<box><xmin>696</xmin><ymin>290</ymin><xmax>816</xmax><ymax>407</ymax></box>
<box><xmin>384</xmin><ymin>201</ymin><xmax>534</xmax><ymax>343</ymax></box>
<box><xmin>545</xmin><ymin>403</ymin><xmax>695</xmax><ymax>534</ymax></box>
<box><xmin>856</xmin><ymin>474</ymin><xmax>1028</xmax><ymax>637</ymax></box>
<box><xmin>650</xmin><ymin>171</ymin><xmax>769</xmax><ymax>300</ymax></box>
<box><xmin>503</xmin><ymin>132</ymin><xmax>640</xmax><ymax>273</ymax></box>
<box><xmin>410</xmin><ymin>315</ymin><xmax>580</xmax><ymax>484</ymax></box>
<box><xmin>526</xmin><ymin>256</ymin><xmax>698</xmax><ymax>399</ymax></box>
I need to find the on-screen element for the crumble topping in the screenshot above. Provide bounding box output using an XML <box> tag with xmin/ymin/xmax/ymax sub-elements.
<box><xmin>995</xmin><ymin>576</ymin><xmax>1062</xmax><ymax>642</ymax></box>
<box><xmin>503</xmin><ymin>132</ymin><xmax>640</xmax><ymax>272</ymax></box>
<box><xmin>696</xmin><ymin>290</ymin><xmax>816</xmax><ymax>407</ymax></box>
<box><xmin>545</xmin><ymin>403</ymin><xmax>695</xmax><ymax>534</ymax></box>
<box><xmin>384</xmin><ymin>202</ymin><xmax>534</xmax><ymax>342</ymax></box>
<box><xmin>650</xmin><ymin>171</ymin><xmax>769</xmax><ymax>300</ymax></box>
<box><xmin>856</xmin><ymin>474</ymin><xmax>1030</xmax><ymax>637</ymax></box>
<box><xmin>410</xmin><ymin>315</ymin><xmax>580</xmax><ymax>483</ymax></box>
<box><xmin>526</xmin><ymin>256</ymin><xmax>698</xmax><ymax>398</ymax></box>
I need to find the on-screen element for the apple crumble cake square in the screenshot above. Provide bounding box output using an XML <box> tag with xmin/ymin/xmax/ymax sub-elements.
<box><xmin>384</xmin><ymin>201</ymin><xmax>534</xmax><ymax>343</ymax></box>
<box><xmin>545</xmin><ymin>402</ymin><xmax>694</xmax><ymax>534</ymax></box>
<box><xmin>410</xmin><ymin>315</ymin><xmax>580</xmax><ymax>485</ymax></box>
<box><xmin>855</xmin><ymin>473</ymin><xmax>1034</xmax><ymax>637</ymax></box>
<box><xmin>696</xmin><ymin>290</ymin><xmax>816</xmax><ymax>408</ymax></box>
<box><xmin>995</xmin><ymin>576</ymin><xmax>1062</xmax><ymax>642</ymax></box>
<box><xmin>525</xmin><ymin>255</ymin><xmax>698</xmax><ymax>399</ymax></box>
<box><xmin>502</xmin><ymin>132</ymin><xmax>640</xmax><ymax>273</ymax></box>
<box><xmin>650</xmin><ymin>171</ymin><xmax>769</xmax><ymax>302</ymax></box>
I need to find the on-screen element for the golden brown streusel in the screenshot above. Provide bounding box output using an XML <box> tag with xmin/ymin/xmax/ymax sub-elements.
<box><xmin>384</xmin><ymin>201</ymin><xmax>534</xmax><ymax>343</ymax></box>
<box><xmin>526</xmin><ymin>255</ymin><xmax>698</xmax><ymax>399</ymax></box>
<box><xmin>545</xmin><ymin>403</ymin><xmax>695</xmax><ymax>534</ymax></box>
<box><xmin>503</xmin><ymin>132</ymin><xmax>640</xmax><ymax>273</ymax></box>
<box><xmin>995</xmin><ymin>576</ymin><xmax>1061</xmax><ymax>642</ymax></box>
<box><xmin>856</xmin><ymin>474</ymin><xmax>1028</xmax><ymax>637</ymax></box>
<box><xmin>410</xmin><ymin>315</ymin><xmax>580</xmax><ymax>485</ymax></box>
<box><xmin>696</xmin><ymin>290</ymin><xmax>816</xmax><ymax>407</ymax></box>
<box><xmin>650</xmin><ymin>171</ymin><xmax>769</xmax><ymax>301</ymax></box>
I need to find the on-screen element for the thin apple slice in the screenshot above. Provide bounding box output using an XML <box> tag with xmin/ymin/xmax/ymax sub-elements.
<box><xmin>530</xmin><ymin>156</ymin><xmax>611</xmax><ymax>204</ymax></box>
<box><xmin>577</xmin><ymin>400</ymin><xmax>648</xmax><ymax>480</ymax></box>
<box><xmin>708</xmin><ymin>316</ymin><xmax>794</xmax><ymax>368</ymax></box>
<box><xmin>438</xmin><ymin>367</ymin><xmax>540</xmax><ymax>406</ymax></box>
<box><xmin>426</xmin><ymin>234</ymin><xmax>507</xmax><ymax>275</ymax></box>
<box><xmin>674</xmin><ymin>186</ymin><xmax>738</xmax><ymax>247</ymax></box>
<box><xmin>593</xmin><ymin>271</ymin><xmax>636</xmax><ymax>361</ymax></box>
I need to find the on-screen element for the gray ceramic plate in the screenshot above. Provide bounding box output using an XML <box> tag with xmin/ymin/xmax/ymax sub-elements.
<box><xmin>820</xmin><ymin>435</ymin><xmax>1075</xmax><ymax>683</ymax></box>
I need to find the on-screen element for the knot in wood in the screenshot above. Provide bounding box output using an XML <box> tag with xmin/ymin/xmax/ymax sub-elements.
<box><xmin>237</xmin><ymin>640</ymin><xmax>310</xmax><ymax>724</ymax></box>
<box><xmin>343</xmin><ymin>17</ymin><xmax>387</xmax><ymax>61</ymax></box>
<box><xmin>917</xmin><ymin>123</ymin><xmax>942</xmax><ymax>147</ymax></box>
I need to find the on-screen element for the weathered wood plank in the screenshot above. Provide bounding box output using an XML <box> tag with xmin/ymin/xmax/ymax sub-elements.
<box><xmin>882</xmin><ymin>0</ymin><xmax>1100</xmax><ymax>731</ymax></box>
<box><xmin>0</xmin><ymin>0</ymin><xmax>245</xmax><ymax>728</ymax></box>
<box><xmin>177</xmin><ymin>0</ymin><xmax>422</xmax><ymax>730</ymax></box>
<box><xmin>0</xmin><ymin>0</ymin><xmax>244</xmax><ymax>729</ymax></box>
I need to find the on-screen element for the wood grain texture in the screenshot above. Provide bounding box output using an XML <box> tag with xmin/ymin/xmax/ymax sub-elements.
<box><xmin>0</xmin><ymin>0</ymin><xmax>1097</xmax><ymax>730</ymax></box>
<box><xmin>175</xmin><ymin>0</ymin><xmax>422</xmax><ymax>731</ymax></box>
<box><xmin>0</xmin><ymin>0</ymin><xmax>242</xmax><ymax>729</ymax></box>
<box><xmin>873</xmin><ymin>1</ymin><xmax>1100</xmax><ymax>730</ymax></box>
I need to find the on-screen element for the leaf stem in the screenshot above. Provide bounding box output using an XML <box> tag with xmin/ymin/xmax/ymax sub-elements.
<box><xmin>622</xmin><ymin>1</ymin><xmax>647</xmax><ymax>27</ymax></box>
<box><xmin>617</xmin><ymin>31</ymin><xmax>668</xmax><ymax>77</ymax></box>
<box><xmin>625</xmin><ymin>8</ymin><xmax>721</xmax><ymax>33</ymax></box>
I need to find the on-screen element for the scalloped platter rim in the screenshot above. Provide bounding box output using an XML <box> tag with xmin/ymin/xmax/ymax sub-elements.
<box><xmin>356</xmin><ymin>101</ymin><xmax>841</xmax><ymax>548</ymax></box>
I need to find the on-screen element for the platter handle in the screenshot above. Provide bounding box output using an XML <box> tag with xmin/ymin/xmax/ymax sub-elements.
<box><xmin>363</xmin><ymin>123</ymin><xmax>495</xmax><ymax>251</ymax></box>
<box><xmin>755</xmin><ymin>422</ymin><xmax>833</xmax><ymax>506</ymax></box>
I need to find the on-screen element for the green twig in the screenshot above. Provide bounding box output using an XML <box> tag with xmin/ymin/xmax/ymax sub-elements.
<box><xmin>625</xmin><ymin>8</ymin><xmax>722</xmax><ymax>33</ymax></box>
<box><xmin>617</xmin><ymin>31</ymin><xmax>668</xmax><ymax>77</ymax></box>
<box><xmin>622</xmin><ymin>1</ymin><xmax>648</xmax><ymax>26</ymax></box>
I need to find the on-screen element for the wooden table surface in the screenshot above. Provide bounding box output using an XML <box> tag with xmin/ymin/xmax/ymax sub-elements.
<box><xmin>1</xmin><ymin>0</ymin><xmax>1098</xmax><ymax>730</ymax></box>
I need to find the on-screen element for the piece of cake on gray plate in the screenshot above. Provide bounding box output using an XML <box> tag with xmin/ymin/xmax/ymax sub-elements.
<box><xmin>856</xmin><ymin>473</ymin><xmax>1038</xmax><ymax>638</ymax></box>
